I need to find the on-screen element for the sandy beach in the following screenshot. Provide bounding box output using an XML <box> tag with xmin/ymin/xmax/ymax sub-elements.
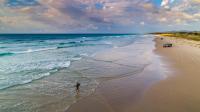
<box><xmin>67</xmin><ymin>35</ymin><xmax>200</xmax><ymax>112</ymax></box>
<box><xmin>131</xmin><ymin>36</ymin><xmax>200</xmax><ymax>112</ymax></box>
<box><xmin>1</xmin><ymin>35</ymin><xmax>200</xmax><ymax>112</ymax></box>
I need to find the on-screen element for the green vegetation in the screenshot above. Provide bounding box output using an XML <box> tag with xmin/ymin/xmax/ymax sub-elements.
<box><xmin>153</xmin><ymin>32</ymin><xmax>200</xmax><ymax>41</ymax></box>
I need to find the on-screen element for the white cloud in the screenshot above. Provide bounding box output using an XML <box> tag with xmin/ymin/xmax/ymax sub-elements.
<box><xmin>161</xmin><ymin>0</ymin><xmax>169</xmax><ymax>7</ymax></box>
<box><xmin>140</xmin><ymin>21</ymin><xmax>145</xmax><ymax>25</ymax></box>
<box><xmin>0</xmin><ymin>0</ymin><xmax>200</xmax><ymax>33</ymax></box>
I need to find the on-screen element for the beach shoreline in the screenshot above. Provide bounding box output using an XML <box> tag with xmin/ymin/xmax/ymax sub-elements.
<box><xmin>67</xmin><ymin>35</ymin><xmax>200</xmax><ymax>112</ymax></box>
<box><xmin>2</xmin><ymin>34</ymin><xmax>200</xmax><ymax>112</ymax></box>
<box><xmin>0</xmin><ymin>35</ymin><xmax>160</xmax><ymax>112</ymax></box>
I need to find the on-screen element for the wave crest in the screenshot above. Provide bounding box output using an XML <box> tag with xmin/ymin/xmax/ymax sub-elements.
<box><xmin>14</xmin><ymin>47</ymin><xmax>57</xmax><ymax>54</ymax></box>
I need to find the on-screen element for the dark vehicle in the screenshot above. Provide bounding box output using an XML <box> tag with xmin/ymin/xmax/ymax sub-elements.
<box><xmin>163</xmin><ymin>43</ymin><xmax>173</xmax><ymax>47</ymax></box>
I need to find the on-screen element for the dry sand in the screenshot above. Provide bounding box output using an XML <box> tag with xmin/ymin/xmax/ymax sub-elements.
<box><xmin>67</xmin><ymin>36</ymin><xmax>200</xmax><ymax>112</ymax></box>
<box><xmin>132</xmin><ymin>36</ymin><xmax>200</xmax><ymax>112</ymax></box>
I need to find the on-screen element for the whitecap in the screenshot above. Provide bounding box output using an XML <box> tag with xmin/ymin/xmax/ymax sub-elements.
<box><xmin>13</xmin><ymin>47</ymin><xmax>57</xmax><ymax>54</ymax></box>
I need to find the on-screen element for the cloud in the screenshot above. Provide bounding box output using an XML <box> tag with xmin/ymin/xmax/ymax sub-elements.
<box><xmin>0</xmin><ymin>0</ymin><xmax>200</xmax><ymax>33</ymax></box>
<box><xmin>140</xmin><ymin>21</ymin><xmax>145</xmax><ymax>25</ymax></box>
<box><xmin>161</xmin><ymin>0</ymin><xmax>169</xmax><ymax>7</ymax></box>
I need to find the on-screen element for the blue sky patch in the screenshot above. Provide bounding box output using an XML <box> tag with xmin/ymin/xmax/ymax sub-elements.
<box><xmin>95</xmin><ymin>3</ymin><xmax>104</xmax><ymax>10</ymax></box>
<box><xmin>6</xmin><ymin>0</ymin><xmax>39</xmax><ymax>7</ymax></box>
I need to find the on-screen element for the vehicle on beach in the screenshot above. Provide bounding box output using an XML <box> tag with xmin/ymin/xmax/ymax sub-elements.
<box><xmin>163</xmin><ymin>43</ymin><xmax>173</xmax><ymax>47</ymax></box>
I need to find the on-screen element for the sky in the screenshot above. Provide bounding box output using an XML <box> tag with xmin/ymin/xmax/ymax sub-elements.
<box><xmin>0</xmin><ymin>0</ymin><xmax>200</xmax><ymax>33</ymax></box>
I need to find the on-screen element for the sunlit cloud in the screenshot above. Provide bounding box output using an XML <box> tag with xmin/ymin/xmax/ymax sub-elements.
<box><xmin>161</xmin><ymin>0</ymin><xmax>169</xmax><ymax>7</ymax></box>
<box><xmin>0</xmin><ymin>0</ymin><xmax>200</xmax><ymax>33</ymax></box>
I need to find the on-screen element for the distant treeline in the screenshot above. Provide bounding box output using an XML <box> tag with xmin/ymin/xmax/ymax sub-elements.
<box><xmin>152</xmin><ymin>31</ymin><xmax>200</xmax><ymax>41</ymax></box>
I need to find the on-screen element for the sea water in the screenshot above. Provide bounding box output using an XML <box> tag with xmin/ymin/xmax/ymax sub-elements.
<box><xmin>0</xmin><ymin>34</ymin><xmax>157</xmax><ymax>112</ymax></box>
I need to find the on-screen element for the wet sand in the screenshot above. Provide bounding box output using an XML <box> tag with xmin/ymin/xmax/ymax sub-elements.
<box><xmin>66</xmin><ymin>36</ymin><xmax>167</xmax><ymax>112</ymax></box>
<box><xmin>67</xmin><ymin>36</ymin><xmax>200</xmax><ymax>112</ymax></box>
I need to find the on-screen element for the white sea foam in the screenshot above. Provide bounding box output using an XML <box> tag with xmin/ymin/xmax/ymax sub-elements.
<box><xmin>13</xmin><ymin>47</ymin><xmax>57</xmax><ymax>54</ymax></box>
<box><xmin>2</xmin><ymin>60</ymin><xmax>71</xmax><ymax>73</ymax></box>
<box><xmin>0</xmin><ymin>71</ymin><xmax>55</xmax><ymax>90</ymax></box>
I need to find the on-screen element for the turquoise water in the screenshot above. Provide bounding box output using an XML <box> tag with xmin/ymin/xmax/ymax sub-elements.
<box><xmin>0</xmin><ymin>34</ymin><xmax>137</xmax><ymax>90</ymax></box>
<box><xmin>0</xmin><ymin>34</ymin><xmax>162</xmax><ymax>112</ymax></box>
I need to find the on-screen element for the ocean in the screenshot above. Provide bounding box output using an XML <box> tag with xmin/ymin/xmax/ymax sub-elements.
<box><xmin>0</xmin><ymin>34</ymin><xmax>158</xmax><ymax>112</ymax></box>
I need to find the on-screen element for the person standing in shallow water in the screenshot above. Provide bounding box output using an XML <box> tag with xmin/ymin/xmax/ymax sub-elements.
<box><xmin>75</xmin><ymin>82</ymin><xmax>80</xmax><ymax>94</ymax></box>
